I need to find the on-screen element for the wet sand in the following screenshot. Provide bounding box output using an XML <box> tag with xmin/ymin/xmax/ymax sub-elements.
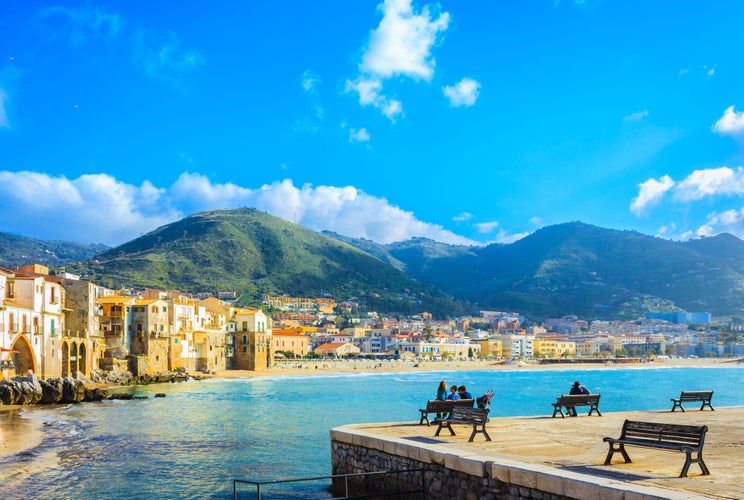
<box><xmin>0</xmin><ymin>357</ymin><xmax>738</xmax><ymax>458</ymax></box>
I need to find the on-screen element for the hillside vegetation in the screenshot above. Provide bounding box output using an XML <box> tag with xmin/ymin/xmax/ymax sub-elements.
<box><xmin>65</xmin><ymin>208</ymin><xmax>470</xmax><ymax>317</ymax></box>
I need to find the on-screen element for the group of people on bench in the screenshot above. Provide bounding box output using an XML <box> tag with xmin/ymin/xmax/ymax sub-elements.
<box><xmin>436</xmin><ymin>380</ymin><xmax>473</xmax><ymax>402</ymax></box>
<box><xmin>567</xmin><ymin>380</ymin><xmax>591</xmax><ymax>416</ymax></box>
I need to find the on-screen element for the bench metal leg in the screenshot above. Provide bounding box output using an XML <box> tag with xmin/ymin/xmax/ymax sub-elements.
<box><xmin>670</xmin><ymin>399</ymin><xmax>684</xmax><ymax>412</ymax></box>
<box><xmin>419</xmin><ymin>412</ymin><xmax>429</xmax><ymax>425</ymax></box>
<box><xmin>700</xmin><ymin>401</ymin><xmax>715</xmax><ymax>411</ymax></box>
<box><xmin>434</xmin><ymin>422</ymin><xmax>455</xmax><ymax>437</ymax></box>
<box><xmin>680</xmin><ymin>451</ymin><xmax>710</xmax><ymax>477</ymax></box>
<box><xmin>588</xmin><ymin>405</ymin><xmax>602</xmax><ymax>416</ymax></box>
<box><xmin>604</xmin><ymin>442</ymin><xmax>632</xmax><ymax>465</ymax></box>
<box><xmin>552</xmin><ymin>405</ymin><xmax>565</xmax><ymax>418</ymax></box>
<box><xmin>467</xmin><ymin>425</ymin><xmax>492</xmax><ymax>442</ymax></box>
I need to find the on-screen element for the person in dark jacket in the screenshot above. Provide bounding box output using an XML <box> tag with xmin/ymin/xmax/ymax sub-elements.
<box><xmin>567</xmin><ymin>381</ymin><xmax>590</xmax><ymax>416</ymax></box>
<box><xmin>458</xmin><ymin>385</ymin><xmax>473</xmax><ymax>402</ymax></box>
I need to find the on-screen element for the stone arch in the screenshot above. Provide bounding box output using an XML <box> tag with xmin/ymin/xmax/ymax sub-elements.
<box><xmin>78</xmin><ymin>342</ymin><xmax>87</xmax><ymax>376</ymax></box>
<box><xmin>62</xmin><ymin>342</ymin><xmax>70</xmax><ymax>377</ymax></box>
<box><xmin>11</xmin><ymin>335</ymin><xmax>36</xmax><ymax>377</ymax></box>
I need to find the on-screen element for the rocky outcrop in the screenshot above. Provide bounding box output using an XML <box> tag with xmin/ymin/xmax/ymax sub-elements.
<box><xmin>1</xmin><ymin>369</ymin><xmax>207</xmax><ymax>405</ymax></box>
<box><xmin>0</xmin><ymin>373</ymin><xmax>43</xmax><ymax>405</ymax></box>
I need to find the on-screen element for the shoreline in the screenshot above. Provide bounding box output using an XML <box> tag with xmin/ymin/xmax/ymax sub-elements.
<box><xmin>1</xmin><ymin>357</ymin><xmax>739</xmax><ymax>459</ymax></box>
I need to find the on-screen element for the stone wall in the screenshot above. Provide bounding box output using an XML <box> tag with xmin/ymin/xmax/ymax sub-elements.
<box><xmin>330</xmin><ymin>427</ymin><xmax>684</xmax><ymax>500</ymax></box>
<box><xmin>331</xmin><ymin>440</ymin><xmax>565</xmax><ymax>500</ymax></box>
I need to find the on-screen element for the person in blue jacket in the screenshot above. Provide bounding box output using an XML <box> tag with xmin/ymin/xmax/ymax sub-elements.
<box><xmin>446</xmin><ymin>385</ymin><xmax>461</xmax><ymax>400</ymax></box>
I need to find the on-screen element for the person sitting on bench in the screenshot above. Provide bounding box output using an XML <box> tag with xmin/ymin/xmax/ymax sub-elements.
<box><xmin>568</xmin><ymin>381</ymin><xmax>590</xmax><ymax>416</ymax></box>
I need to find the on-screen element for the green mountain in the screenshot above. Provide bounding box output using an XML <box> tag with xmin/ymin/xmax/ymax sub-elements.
<box><xmin>0</xmin><ymin>232</ymin><xmax>108</xmax><ymax>270</ymax></box>
<box><xmin>64</xmin><ymin>208</ymin><xmax>471</xmax><ymax>317</ymax></box>
<box><xmin>337</xmin><ymin>222</ymin><xmax>744</xmax><ymax>321</ymax></box>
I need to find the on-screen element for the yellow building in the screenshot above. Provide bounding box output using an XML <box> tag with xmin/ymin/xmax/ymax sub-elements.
<box><xmin>533</xmin><ymin>338</ymin><xmax>577</xmax><ymax>358</ymax></box>
<box><xmin>477</xmin><ymin>338</ymin><xmax>503</xmax><ymax>358</ymax></box>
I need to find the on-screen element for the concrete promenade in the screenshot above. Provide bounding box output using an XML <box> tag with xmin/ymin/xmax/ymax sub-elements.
<box><xmin>332</xmin><ymin>406</ymin><xmax>744</xmax><ymax>499</ymax></box>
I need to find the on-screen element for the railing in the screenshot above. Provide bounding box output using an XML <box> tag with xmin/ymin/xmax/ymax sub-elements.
<box><xmin>232</xmin><ymin>469</ymin><xmax>427</xmax><ymax>499</ymax></box>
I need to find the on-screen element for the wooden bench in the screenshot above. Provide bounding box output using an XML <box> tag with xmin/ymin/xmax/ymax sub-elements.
<box><xmin>418</xmin><ymin>399</ymin><xmax>474</xmax><ymax>425</ymax></box>
<box><xmin>670</xmin><ymin>390</ymin><xmax>714</xmax><ymax>412</ymax></box>
<box><xmin>434</xmin><ymin>407</ymin><xmax>491</xmax><ymax>442</ymax></box>
<box><xmin>551</xmin><ymin>394</ymin><xmax>601</xmax><ymax>417</ymax></box>
<box><xmin>603</xmin><ymin>419</ymin><xmax>710</xmax><ymax>477</ymax></box>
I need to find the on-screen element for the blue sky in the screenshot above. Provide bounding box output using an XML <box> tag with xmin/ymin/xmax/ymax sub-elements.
<box><xmin>2</xmin><ymin>1</ymin><xmax>744</xmax><ymax>247</ymax></box>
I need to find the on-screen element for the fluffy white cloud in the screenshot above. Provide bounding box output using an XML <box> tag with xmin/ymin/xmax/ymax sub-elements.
<box><xmin>623</xmin><ymin>110</ymin><xmax>648</xmax><ymax>122</ymax></box>
<box><xmin>345</xmin><ymin>77</ymin><xmax>404</xmax><ymax>120</ymax></box>
<box><xmin>0</xmin><ymin>171</ymin><xmax>177</xmax><ymax>244</ymax></box>
<box><xmin>361</xmin><ymin>0</ymin><xmax>449</xmax><ymax>80</ymax></box>
<box><xmin>349</xmin><ymin>128</ymin><xmax>370</xmax><ymax>143</ymax></box>
<box><xmin>0</xmin><ymin>88</ymin><xmax>9</xmax><ymax>128</ymax></box>
<box><xmin>674</xmin><ymin>167</ymin><xmax>744</xmax><ymax>201</ymax></box>
<box><xmin>443</xmin><ymin>78</ymin><xmax>481</xmax><ymax>107</ymax></box>
<box><xmin>347</xmin><ymin>0</ymin><xmax>449</xmax><ymax>120</ymax></box>
<box><xmin>0</xmin><ymin>171</ymin><xmax>476</xmax><ymax>246</ymax></box>
<box><xmin>493</xmin><ymin>230</ymin><xmax>529</xmax><ymax>244</ymax></box>
<box><xmin>452</xmin><ymin>212</ymin><xmax>472</xmax><ymax>222</ymax></box>
<box><xmin>712</xmin><ymin>106</ymin><xmax>744</xmax><ymax>136</ymax></box>
<box><xmin>630</xmin><ymin>175</ymin><xmax>674</xmax><ymax>215</ymax></box>
<box><xmin>475</xmin><ymin>221</ymin><xmax>499</xmax><ymax>234</ymax></box>
<box><xmin>694</xmin><ymin>208</ymin><xmax>744</xmax><ymax>239</ymax></box>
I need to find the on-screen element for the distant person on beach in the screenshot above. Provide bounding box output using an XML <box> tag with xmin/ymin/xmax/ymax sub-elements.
<box><xmin>458</xmin><ymin>385</ymin><xmax>473</xmax><ymax>401</ymax></box>
<box><xmin>567</xmin><ymin>381</ymin><xmax>590</xmax><ymax>416</ymax></box>
<box><xmin>447</xmin><ymin>384</ymin><xmax>461</xmax><ymax>400</ymax></box>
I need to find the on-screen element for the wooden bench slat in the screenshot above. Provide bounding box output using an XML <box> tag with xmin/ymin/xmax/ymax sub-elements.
<box><xmin>433</xmin><ymin>407</ymin><xmax>491</xmax><ymax>442</ymax></box>
<box><xmin>418</xmin><ymin>399</ymin><xmax>474</xmax><ymax>425</ymax></box>
<box><xmin>551</xmin><ymin>394</ymin><xmax>601</xmax><ymax>418</ymax></box>
<box><xmin>603</xmin><ymin>419</ymin><xmax>710</xmax><ymax>477</ymax></box>
<box><xmin>670</xmin><ymin>390</ymin><xmax>714</xmax><ymax>412</ymax></box>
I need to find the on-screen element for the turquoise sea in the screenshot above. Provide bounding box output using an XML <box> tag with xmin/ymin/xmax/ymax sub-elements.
<box><xmin>3</xmin><ymin>365</ymin><xmax>744</xmax><ymax>499</ymax></box>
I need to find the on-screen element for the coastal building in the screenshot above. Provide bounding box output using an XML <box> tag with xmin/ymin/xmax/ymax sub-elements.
<box><xmin>230</xmin><ymin>308</ymin><xmax>271</xmax><ymax>370</ymax></box>
<box><xmin>272</xmin><ymin>328</ymin><xmax>310</xmax><ymax>358</ymax></box>
<box><xmin>1</xmin><ymin>266</ymin><xmax>66</xmax><ymax>379</ymax></box>
<box><xmin>313</xmin><ymin>342</ymin><xmax>361</xmax><ymax>357</ymax></box>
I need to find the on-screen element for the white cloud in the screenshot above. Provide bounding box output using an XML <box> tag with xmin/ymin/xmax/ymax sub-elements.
<box><xmin>0</xmin><ymin>171</ymin><xmax>177</xmax><ymax>244</ymax></box>
<box><xmin>630</xmin><ymin>175</ymin><xmax>674</xmax><ymax>215</ymax></box>
<box><xmin>674</xmin><ymin>167</ymin><xmax>744</xmax><ymax>201</ymax></box>
<box><xmin>301</xmin><ymin>69</ymin><xmax>321</xmax><ymax>92</ymax></box>
<box><xmin>0</xmin><ymin>171</ymin><xmax>476</xmax><ymax>246</ymax></box>
<box><xmin>452</xmin><ymin>212</ymin><xmax>472</xmax><ymax>222</ymax></box>
<box><xmin>712</xmin><ymin>106</ymin><xmax>744</xmax><ymax>136</ymax></box>
<box><xmin>347</xmin><ymin>0</ymin><xmax>449</xmax><ymax>120</ymax></box>
<box><xmin>475</xmin><ymin>221</ymin><xmax>499</xmax><ymax>234</ymax></box>
<box><xmin>361</xmin><ymin>0</ymin><xmax>449</xmax><ymax>80</ymax></box>
<box><xmin>0</xmin><ymin>88</ymin><xmax>9</xmax><ymax>128</ymax></box>
<box><xmin>623</xmin><ymin>109</ymin><xmax>648</xmax><ymax>122</ymax></box>
<box><xmin>443</xmin><ymin>78</ymin><xmax>481</xmax><ymax>107</ymax></box>
<box><xmin>349</xmin><ymin>128</ymin><xmax>370</xmax><ymax>143</ymax></box>
<box><xmin>345</xmin><ymin>77</ymin><xmax>404</xmax><ymax>121</ymax></box>
<box><xmin>694</xmin><ymin>208</ymin><xmax>744</xmax><ymax>239</ymax></box>
<box><xmin>493</xmin><ymin>230</ymin><xmax>529</xmax><ymax>244</ymax></box>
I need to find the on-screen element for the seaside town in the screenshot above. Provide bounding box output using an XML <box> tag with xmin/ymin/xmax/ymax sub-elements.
<box><xmin>1</xmin><ymin>262</ymin><xmax>742</xmax><ymax>385</ymax></box>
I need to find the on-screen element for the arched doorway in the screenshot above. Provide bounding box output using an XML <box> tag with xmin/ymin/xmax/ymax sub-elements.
<box><xmin>11</xmin><ymin>336</ymin><xmax>36</xmax><ymax>377</ymax></box>
<box><xmin>62</xmin><ymin>342</ymin><xmax>70</xmax><ymax>377</ymax></box>
<box><xmin>78</xmin><ymin>343</ymin><xmax>87</xmax><ymax>377</ymax></box>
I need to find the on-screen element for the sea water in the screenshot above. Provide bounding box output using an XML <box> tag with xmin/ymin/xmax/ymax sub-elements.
<box><xmin>3</xmin><ymin>365</ymin><xmax>743</xmax><ymax>499</ymax></box>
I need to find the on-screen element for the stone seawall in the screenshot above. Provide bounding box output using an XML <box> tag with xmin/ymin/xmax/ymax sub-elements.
<box><xmin>330</xmin><ymin>425</ymin><xmax>699</xmax><ymax>500</ymax></box>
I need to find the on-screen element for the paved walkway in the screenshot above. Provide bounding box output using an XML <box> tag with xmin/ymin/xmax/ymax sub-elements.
<box><xmin>339</xmin><ymin>406</ymin><xmax>744</xmax><ymax>499</ymax></box>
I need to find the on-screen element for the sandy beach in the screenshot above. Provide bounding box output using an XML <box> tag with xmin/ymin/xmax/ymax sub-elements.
<box><xmin>1</xmin><ymin>356</ymin><xmax>738</xmax><ymax>460</ymax></box>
